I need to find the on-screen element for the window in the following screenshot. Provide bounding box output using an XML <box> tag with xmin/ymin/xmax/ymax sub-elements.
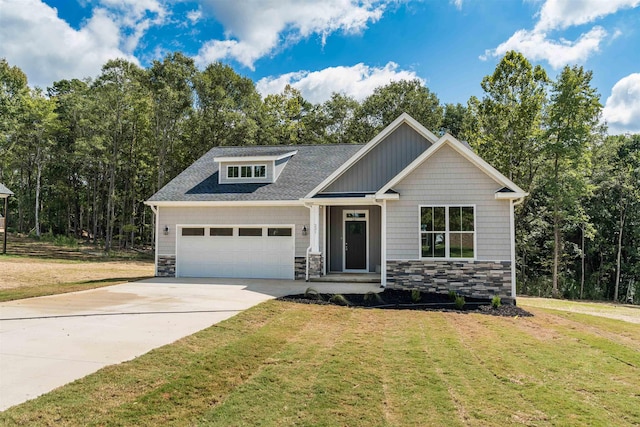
<box><xmin>268</xmin><ymin>227</ymin><xmax>292</xmax><ymax>236</ymax></box>
<box><xmin>210</xmin><ymin>227</ymin><xmax>233</xmax><ymax>236</ymax></box>
<box><xmin>182</xmin><ymin>227</ymin><xmax>205</xmax><ymax>236</ymax></box>
<box><xmin>254</xmin><ymin>165</ymin><xmax>266</xmax><ymax>178</ymax></box>
<box><xmin>227</xmin><ymin>166</ymin><xmax>239</xmax><ymax>178</ymax></box>
<box><xmin>239</xmin><ymin>228</ymin><xmax>262</xmax><ymax>236</ymax></box>
<box><xmin>240</xmin><ymin>166</ymin><xmax>252</xmax><ymax>178</ymax></box>
<box><xmin>420</xmin><ymin>206</ymin><xmax>474</xmax><ymax>259</ymax></box>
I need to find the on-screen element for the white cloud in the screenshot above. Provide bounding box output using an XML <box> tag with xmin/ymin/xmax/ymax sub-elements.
<box><xmin>535</xmin><ymin>0</ymin><xmax>640</xmax><ymax>31</ymax></box>
<box><xmin>451</xmin><ymin>0</ymin><xmax>463</xmax><ymax>11</ymax></box>
<box><xmin>484</xmin><ymin>26</ymin><xmax>607</xmax><ymax>69</ymax></box>
<box><xmin>256</xmin><ymin>62</ymin><xmax>422</xmax><ymax>104</ymax></box>
<box><xmin>483</xmin><ymin>0</ymin><xmax>639</xmax><ymax>68</ymax></box>
<box><xmin>186</xmin><ymin>9</ymin><xmax>202</xmax><ymax>25</ymax></box>
<box><xmin>603</xmin><ymin>73</ymin><xmax>640</xmax><ymax>134</ymax></box>
<box><xmin>194</xmin><ymin>0</ymin><xmax>392</xmax><ymax>69</ymax></box>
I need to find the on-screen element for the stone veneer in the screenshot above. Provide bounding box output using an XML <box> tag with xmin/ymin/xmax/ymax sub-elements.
<box><xmin>157</xmin><ymin>255</ymin><xmax>176</xmax><ymax>277</ymax></box>
<box><xmin>294</xmin><ymin>257</ymin><xmax>306</xmax><ymax>280</ymax></box>
<box><xmin>386</xmin><ymin>260</ymin><xmax>513</xmax><ymax>303</ymax></box>
<box><xmin>307</xmin><ymin>253</ymin><xmax>324</xmax><ymax>280</ymax></box>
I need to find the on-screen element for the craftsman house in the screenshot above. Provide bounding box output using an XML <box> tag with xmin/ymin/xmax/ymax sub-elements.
<box><xmin>145</xmin><ymin>113</ymin><xmax>526</xmax><ymax>301</ymax></box>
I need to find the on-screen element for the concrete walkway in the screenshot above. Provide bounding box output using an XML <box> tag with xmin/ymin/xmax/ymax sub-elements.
<box><xmin>0</xmin><ymin>277</ymin><xmax>379</xmax><ymax>410</ymax></box>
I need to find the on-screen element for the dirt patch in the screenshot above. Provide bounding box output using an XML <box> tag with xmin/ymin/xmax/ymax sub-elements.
<box><xmin>0</xmin><ymin>258</ymin><xmax>154</xmax><ymax>290</ymax></box>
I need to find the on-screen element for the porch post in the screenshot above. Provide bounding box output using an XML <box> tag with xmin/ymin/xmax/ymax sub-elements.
<box><xmin>381</xmin><ymin>200</ymin><xmax>387</xmax><ymax>287</ymax></box>
<box><xmin>2</xmin><ymin>196</ymin><xmax>7</xmax><ymax>255</ymax></box>
<box><xmin>310</xmin><ymin>204</ymin><xmax>320</xmax><ymax>252</ymax></box>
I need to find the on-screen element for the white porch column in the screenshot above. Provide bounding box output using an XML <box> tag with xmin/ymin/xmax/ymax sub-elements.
<box><xmin>310</xmin><ymin>204</ymin><xmax>320</xmax><ymax>253</ymax></box>
<box><xmin>381</xmin><ymin>200</ymin><xmax>387</xmax><ymax>287</ymax></box>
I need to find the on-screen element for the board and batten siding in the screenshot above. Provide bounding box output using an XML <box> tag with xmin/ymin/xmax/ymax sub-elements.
<box><xmin>324</xmin><ymin>123</ymin><xmax>432</xmax><ymax>193</ymax></box>
<box><xmin>386</xmin><ymin>144</ymin><xmax>512</xmax><ymax>261</ymax></box>
<box><xmin>157</xmin><ymin>205</ymin><xmax>313</xmax><ymax>258</ymax></box>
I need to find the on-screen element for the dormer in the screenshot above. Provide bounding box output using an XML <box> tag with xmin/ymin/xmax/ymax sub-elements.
<box><xmin>216</xmin><ymin>150</ymin><xmax>297</xmax><ymax>184</ymax></box>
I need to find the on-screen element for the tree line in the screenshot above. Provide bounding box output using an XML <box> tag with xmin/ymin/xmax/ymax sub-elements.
<box><xmin>0</xmin><ymin>51</ymin><xmax>638</xmax><ymax>302</ymax></box>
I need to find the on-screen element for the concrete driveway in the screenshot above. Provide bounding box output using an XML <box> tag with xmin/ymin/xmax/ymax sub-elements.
<box><xmin>0</xmin><ymin>277</ymin><xmax>379</xmax><ymax>410</ymax></box>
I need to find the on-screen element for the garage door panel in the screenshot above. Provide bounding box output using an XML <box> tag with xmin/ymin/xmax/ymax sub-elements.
<box><xmin>177</xmin><ymin>226</ymin><xmax>294</xmax><ymax>279</ymax></box>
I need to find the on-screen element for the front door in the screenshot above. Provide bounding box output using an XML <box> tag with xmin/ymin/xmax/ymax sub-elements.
<box><xmin>344</xmin><ymin>210</ymin><xmax>368</xmax><ymax>271</ymax></box>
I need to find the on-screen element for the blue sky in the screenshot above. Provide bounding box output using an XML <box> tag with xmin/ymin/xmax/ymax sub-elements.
<box><xmin>1</xmin><ymin>0</ymin><xmax>639</xmax><ymax>134</ymax></box>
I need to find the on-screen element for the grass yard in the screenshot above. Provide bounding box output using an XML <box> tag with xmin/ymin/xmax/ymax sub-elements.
<box><xmin>0</xmin><ymin>235</ymin><xmax>154</xmax><ymax>301</ymax></box>
<box><xmin>1</xmin><ymin>300</ymin><xmax>638</xmax><ymax>426</ymax></box>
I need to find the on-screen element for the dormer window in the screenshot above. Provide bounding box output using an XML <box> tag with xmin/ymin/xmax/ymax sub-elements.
<box><xmin>254</xmin><ymin>165</ymin><xmax>266</xmax><ymax>178</ymax></box>
<box><xmin>227</xmin><ymin>166</ymin><xmax>239</xmax><ymax>178</ymax></box>
<box><xmin>217</xmin><ymin>150</ymin><xmax>297</xmax><ymax>184</ymax></box>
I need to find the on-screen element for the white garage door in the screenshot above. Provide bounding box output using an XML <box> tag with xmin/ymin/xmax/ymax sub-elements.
<box><xmin>176</xmin><ymin>226</ymin><xmax>295</xmax><ymax>279</ymax></box>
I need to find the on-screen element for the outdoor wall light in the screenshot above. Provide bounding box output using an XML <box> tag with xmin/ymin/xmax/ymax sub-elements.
<box><xmin>302</xmin><ymin>226</ymin><xmax>307</xmax><ymax>236</ymax></box>
<box><xmin>163</xmin><ymin>225</ymin><xmax>169</xmax><ymax>235</ymax></box>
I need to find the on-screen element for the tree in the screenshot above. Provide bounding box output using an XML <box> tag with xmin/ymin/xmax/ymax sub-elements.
<box><xmin>544</xmin><ymin>65</ymin><xmax>603</xmax><ymax>297</ymax></box>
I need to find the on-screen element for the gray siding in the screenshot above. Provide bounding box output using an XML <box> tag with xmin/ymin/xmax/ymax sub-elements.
<box><xmin>386</xmin><ymin>144</ymin><xmax>512</xmax><ymax>261</ymax></box>
<box><xmin>219</xmin><ymin>160</ymin><xmax>273</xmax><ymax>184</ymax></box>
<box><xmin>157</xmin><ymin>205</ymin><xmax>310</xmax><ymax>257</ymax></box>
<box><xmin>327</xmin><ymin>205</ymin><xmax>381</xmax><ymax>272</ymax></box>
<box><xmin>323</xmin><ymin>123</ymin><xmax>432</xmax><ymax>193</ymax></box>
<box><xmin>274</xmin><ymin>157</ymin><xmax>288</xmax><ymax>181</ymax></box>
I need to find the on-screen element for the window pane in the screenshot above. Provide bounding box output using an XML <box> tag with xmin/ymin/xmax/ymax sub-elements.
<box><xmin>182</xmin><ymin>227</ymin><xmax>204</xmax><ymax>236</ymax></box>
<box><xmin>434</xmin><ymin>233</ymin><xmax>446</xmax><ymax>257</ymax></box>
<box><xmin>240</xmin><ymin>166</ymin><xmax>252</xmax><ymax>178</ymax></box>
<box><xmin>421</xmin><ymin>233</ymin><xmax>433</xmax><ymax>257</ymax></box>
<box><xmin>450</xmin><ymin>206</ymin><xmax>462</xmax><ymax>231</ymax></box>
<box><xmin>254</xmin><ymin>165</ymin><xmax>266</xmax><ymax>178</ymax></box>
<box><xmin>450</xmin><ymin>232</ymin><xmax>462</xmax><ymax>258</ymax></box>
<box><xmin>433</xmin><ymin>207</ymin><xmax>446</xmax><ymax>231</ymax></box>
<box><xmin>239</xmin><ymin>228</ymin><xmax>262</xmax><ymax>236</ymax></box>
<box><xmin>461</xmin><ymin>232</ymin><xmax>474</xmax><ymax>257</ymax></box>
<box><xmin>268</xmin><ymin>227</ymin><xmax>291</xmax><ymax>236</ymax></box>
<box><xmin>420</xmin><ymin>207</ymin><xmax>433</xmax><ymax>232</ymax></box>
<box><xmin>461</xmin><ymin>207</ymin><xmax>474</xmax><ymax>231</ymax></box>
<box><xmin>210</xmin><ymin>227</ymin><xmax>233</xmax><ymax>236</ymax></box>
<box><xmin>227</xmin><ymin>166</ymin><xmax>238</xmax><ymax>178</ymax></box>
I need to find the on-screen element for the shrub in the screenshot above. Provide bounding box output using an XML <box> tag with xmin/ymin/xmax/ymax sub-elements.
<box><xmin>304</xmin><ymin>287</ymin><xmax>322</xmax><ymax>301</ymax></box>
<box><xmin>448</xmin><ymin>290</ymin><xmax>457</xmax><ymax>301</ymax></box>
<box><xmin>454</xmin><ymin>295</ymin><xmax>465</xmax><ymax>310</ymax></box>
<box><xmin>364</xmin><ymin>291</ymin><xmax>384</xmax><ymax>305</ymax></box>
<box><xmin>411</xmin><ymin>288</ymin><xmax>422</xmax><ymax>303</ymax></box>
<box><xmin>329</xmin><ymin>294</ymin><xmax>350</xmax><ymax>306</ymax></box>
<box><xmin>491</xmin><ymin>295</ymin><xmax>502</xmax><ymax>309</ymax></box>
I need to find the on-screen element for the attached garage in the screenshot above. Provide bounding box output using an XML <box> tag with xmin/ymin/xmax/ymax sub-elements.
<box><xmin>176</xmin><ymin>225</ymin><xmax>295</xmax><ymax>279</ymax></box>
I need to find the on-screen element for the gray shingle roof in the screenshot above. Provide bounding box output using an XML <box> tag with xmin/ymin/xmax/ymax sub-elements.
<box><xmin>0</xmin><ymin>183</ymin><xmax>13</xmax><ymax>196</ymax></box>
<box><xmin>148</xmin><ymin>144</ymin><xmax>364</xmax><ymax>202</ymax></box>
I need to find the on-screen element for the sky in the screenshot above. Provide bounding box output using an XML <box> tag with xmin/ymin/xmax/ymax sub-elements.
<box><xmin>1</xmin><ymin>0</ymin><xmax>639</xmax><ymax>134</ymax></box>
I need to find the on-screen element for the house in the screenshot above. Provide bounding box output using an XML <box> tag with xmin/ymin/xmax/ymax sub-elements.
<box><xmin>145</xmin><ymin>113</ymin><xmax>527</xmax><ymax>303</ymax></box>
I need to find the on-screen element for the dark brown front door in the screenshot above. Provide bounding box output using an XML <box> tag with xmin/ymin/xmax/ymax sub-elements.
<box><xmin>345</xmin><ymin>221</ymin><xmax>366</xmax><ymax>270</ymax></box>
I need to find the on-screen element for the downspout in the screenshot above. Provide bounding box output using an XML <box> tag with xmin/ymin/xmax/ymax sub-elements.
<box><xmin>148</xmin><ymin>204</ymin><xmax>159</xmax><ymax>277</ymax></box>
<box><xmin>510</xmin><ymin>196</ymin><xmax>526</xmax><ymax>301</ymax></box>
<box><xmin>304</xmin><ymin>202</ymin><xmax>312</xmax><ymax>281</ymax></box>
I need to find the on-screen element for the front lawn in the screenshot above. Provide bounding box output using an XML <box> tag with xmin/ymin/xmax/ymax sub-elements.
<box><xmin>1</xmin><ymin>300</ymin><xmax>638</xmax><ymax>426</ymax></box>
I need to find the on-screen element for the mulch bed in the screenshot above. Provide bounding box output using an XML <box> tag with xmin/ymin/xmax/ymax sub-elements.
<box><xmin>277</xmin><ymin>288</ymin><xmax>533</xmax><ymax>317</ymax></box>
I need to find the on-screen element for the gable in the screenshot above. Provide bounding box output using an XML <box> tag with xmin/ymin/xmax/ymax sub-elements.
<box><xmin>322</xmin><ymin>123</ymin><xmax>433</xmax><ymax>193</ymax></box>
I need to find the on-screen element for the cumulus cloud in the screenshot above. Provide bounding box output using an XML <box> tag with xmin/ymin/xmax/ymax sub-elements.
<box><xmin>256</xmin><ymin>62</ymin><xmax>422</xmax><ymax>104</ymax></box>
<box><xmin>482</xmin><ymin>0</ymin><xmax>639</xmax><ymax>68</ymax></box>
<box><xmin>0</xmin><ymin>0</ymin><xmax>166</xmax><ymax>87</ymax></box>
<box><xmin>194</xmin><ymin>0</ymin><xmax>392</xmax><ymax>69</ymax></box>
<box><xmin>603</xmin><ymin>73</ymin><xmax>640</xmax><ymax>134</ymax></box>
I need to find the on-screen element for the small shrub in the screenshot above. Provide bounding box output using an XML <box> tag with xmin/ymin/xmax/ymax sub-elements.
<box><xmin>304</xmin><ymin>287</ymin><xmax>322</xmax><ymax>301</ymax></box>
<box><xmin>448</xmin><ymin>290</ymin><xmax>457</xmax><ymax>301</ymax></box>
<box><xmin>454</xmin><ymin>295</ymin><xmax>465</xmax><ymax>310</ymax></box>
<box><xmin>329</xmin><ymin>294</ymin><xmax>350</xmax><ymax>306</ymax></box>
<box><xmin>411</xmin><ymin>288</ymin><xmax>422</xmax><ymax>303</ymax></box>
<box><xmin>364</xmin><ymin>291</ymin><xmax>385</xmax><ymax>306</ymax></box>
<box><xmin>491</xmin><ymin>295</ymin><xmax>502</xmax><ymax>309</ymax></box>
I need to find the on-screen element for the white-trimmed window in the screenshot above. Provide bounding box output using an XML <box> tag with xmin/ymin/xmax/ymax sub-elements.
<box><xmin>227</xmin><ymin>166</ymin><xmax>239</xmax><ymax>178</ymax></box>
<box><xmin>254</xmin><ymin>165</ymin><xmax>266</xmax><ymax>178</ymax></box>
<box><xmin>420</xmin><ymin>206</ymin><xmax>475</xmax><ymax>259</ymax></box>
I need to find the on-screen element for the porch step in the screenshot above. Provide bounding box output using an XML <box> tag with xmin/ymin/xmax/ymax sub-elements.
<box><xmin>310</xmin><ymin>273</ymin><xmax>381</xmax><ymax>283</ymax></box>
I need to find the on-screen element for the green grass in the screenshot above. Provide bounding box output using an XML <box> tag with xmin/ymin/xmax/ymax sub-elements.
<box><xmin>1</xmin><ymin>301</ymin><xmax>639</xmax><ymax>426</ymax></box>
<box><xmin>0</xmin><ymin>277</ymin><xmax>151</xmax><ymax>302</ymax></box>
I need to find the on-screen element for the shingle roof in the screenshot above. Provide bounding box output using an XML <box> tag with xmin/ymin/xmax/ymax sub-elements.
<box><xmin>0</xmin><ymin>183</ymin><xmax>13</xmax><ymax>196</ymax></box>
<box><xmin>148</xmin><ymin>144</ymin><xmax>364</xmax><ymax>202</ymax></box>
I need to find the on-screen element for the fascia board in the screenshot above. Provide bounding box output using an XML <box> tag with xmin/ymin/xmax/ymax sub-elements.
<box><xmin>144</xmin><ymin>200</ymin><xmax>304</xmax><ymax>207</ymax></box>
<box><xmin>304</xmin><ymin>113</ymin><xmax>439</xmax><ymax>199</ymax></box>
<box><xmin>376</xmin><ymin>133</ymin><xmax>527</xmax><ymax>197</ymax></box>
<box><xmin>214</xmin><ymin>151</ymin><xmax>297</xmax><ymax>163</ymax></box>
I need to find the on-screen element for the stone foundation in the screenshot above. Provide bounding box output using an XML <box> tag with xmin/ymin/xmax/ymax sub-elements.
<box><xmin>295</xmin><ymin>257</ymin><xmax>306</xmax><ymax>280</ymax></box>
<box><xmin>307</xmin><ymin>253</ymin><xmax>324</xmax><ymax>280</ymax></box>
<box><xmin>157</xmin><ymin>255</ymin><xmax>176</xmax><ymax>277</ymax></box>
<box><xmin>386</xmin><ymin>260</ymin><xmax>513</xmax><ymax>303</ymax></box>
